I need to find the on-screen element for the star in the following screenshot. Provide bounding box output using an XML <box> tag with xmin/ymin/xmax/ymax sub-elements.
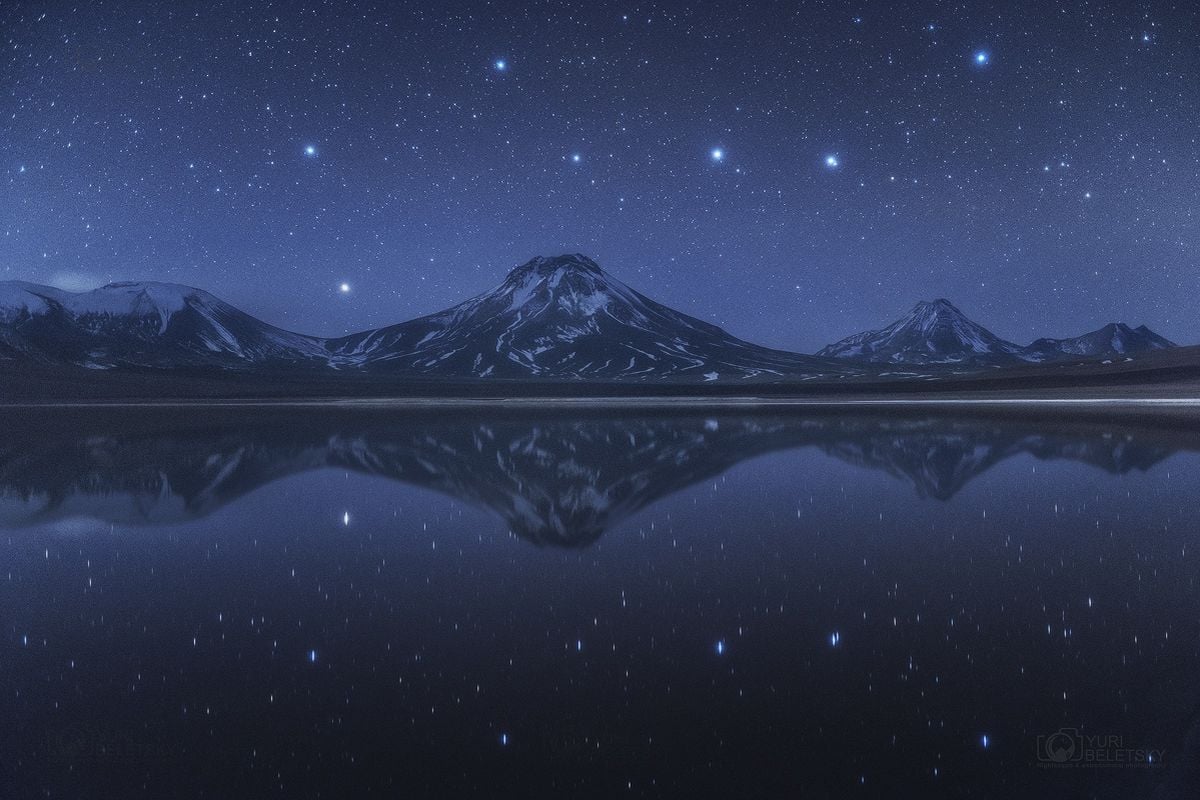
<box><xmin>974</xmin><ymin>50</ymin><xmax>990</xmax><ymax>66</ymax></box>
<box><xmin>304</xmin><ymin>145</ymin><xmax>317</xmax><ymax>157</ymax></box>
<box><xmin>339</xmin><ymin>282</ymin><xmax>351</xmax><ymax>293</ymax></box>
<box><xmin>494</xmin><ymin>59</ymin><xmax>507</xmax><ymax>71</ymax></box>
<box><xmin>710</xmin><ymin>148</ymin><xmax>724</xmax><ymax>162</ymax></box>
<box><xmin>824</xmin><ymin>154</ymin><xmax>840</xmax><ymax>169</ymax></box>
<box><xmin>571</xmin><ymin>153</ymin><xmax>581</xmax><ymax>163</ymax></box>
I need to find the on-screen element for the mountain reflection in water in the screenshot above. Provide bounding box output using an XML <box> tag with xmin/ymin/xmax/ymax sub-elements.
<box><xmin>4</xmin><ymin>405</ymin><xmax>1200</xmax><ymax>798</ymax></box>
<box><xmin>0</xmin><ymin>408</ymin><xmax>1187</xmax><ymax>545</ymax></box>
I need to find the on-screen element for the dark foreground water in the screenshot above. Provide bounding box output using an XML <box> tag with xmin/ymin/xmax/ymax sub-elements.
<box><xmin>1</xmin><ymin>407</ymin><xmax>1199</xmax><ymax>798</ymax></box>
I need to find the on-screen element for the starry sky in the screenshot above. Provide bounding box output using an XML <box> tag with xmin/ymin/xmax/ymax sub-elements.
<box><xmin>2</xmin><ymin>0</ymin><xmax>1198</xmax><ymax>351</ymax></box>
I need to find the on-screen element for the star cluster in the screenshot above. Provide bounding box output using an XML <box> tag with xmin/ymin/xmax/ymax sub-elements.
<box><xmin>1</xmin><ymin>0</ymin><xmax>1197</xmax><ymax>349</ymax></box>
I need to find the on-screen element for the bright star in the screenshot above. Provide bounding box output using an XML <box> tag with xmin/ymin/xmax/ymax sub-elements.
<box><xmin>494</xmin><ymin>59</ymin><xmax>506</xmax><ymax>71</ymax></box>
<box><xmin>981</xmin><ymin>734</ymin><xmax>990</xmax><ymax>749</ymax></box>
<box><xmin>974</xmin><ymin>50</ymin><xmax>990</xmax><ymax>65</ymax></box>
<box><xmin>716</xmin><ymin>640</ymin><xmax>726</xmax><ymax>655</ymax></box>
<box><xmin>830</xmin><ymin>631</ymin><xmax>841</xmax><ymax>647</ymax></box>
<box><xmin>339</xmin><ymin>282</ymin><xmax>351</xmax><ymax>293</ymax></box>
<box><xmin>825</xmin><ymin>154</ymin><xmax>840</xmax><ymax>168</ymax></box>
<box><xmin>711</xmin><ymin>148</ymin><xmax>724</xmax><ymax>162</ymax></box>
<box><xmin>304</xmin><ymin>145</ymin><xmax>317</xmax><ymax>157</ymax></box>
<box><xmin>308</xmin><ymin>649</ymin><xmax>318</xmax><ymax>663</ymax></box>
<box><xmin>571</xmin><ymin>153</ymin><xmax>581</xmax><ymax>163</ymax></box>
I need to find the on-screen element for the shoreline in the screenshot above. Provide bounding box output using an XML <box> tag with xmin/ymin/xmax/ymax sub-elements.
<box><xmin>6</xmin><ymin>395</ymin><xmax>1200</xmax><ymax>410</ymax></box>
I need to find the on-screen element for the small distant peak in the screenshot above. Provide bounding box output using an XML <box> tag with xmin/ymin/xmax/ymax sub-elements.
<box><xmin>1124</xmin><ymin>323</ymin><xmax>1175</xmax><ymax>346</ymax></box>
<box><xmin>1137</xmin><ymin>323</ymin><xmax>1166</xmax><ymax>340</ymax></box>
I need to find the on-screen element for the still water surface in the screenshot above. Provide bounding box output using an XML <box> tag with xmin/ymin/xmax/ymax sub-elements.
<box><xmin>1</xmin><ymin>408</ymin><xmax>1198</xmax><ymax>797</ymax></box>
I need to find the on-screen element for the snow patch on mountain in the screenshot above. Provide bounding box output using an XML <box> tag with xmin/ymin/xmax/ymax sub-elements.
<box><xmin>0</xmin><ymin>283</ymin><xmax>57</xmax><ymax>322</ymax></box>
<box><xmin>64</xmin><ymin>282</ymin><xmax>191</xmax><ymax>333</ymax></box>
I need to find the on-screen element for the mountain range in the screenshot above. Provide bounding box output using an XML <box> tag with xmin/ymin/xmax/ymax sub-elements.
<box><xmin>0</xmin><ymin>410</ymin><xmax>1182</xmax><ymax>545</ymax></box>
<box><xmin>0</xmin><ymin>254</ymin><xmax>1181</xmax><ymax>386</ymax></box>
<box><xmin>818</xmin><ymin>297</ymin><xmax>1176</xmax><ymax>367</ymax></box>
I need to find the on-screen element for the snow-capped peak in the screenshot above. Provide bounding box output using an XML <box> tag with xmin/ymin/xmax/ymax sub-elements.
<box><xmin>68</xmin><ymin>281</ymin><xmax>201</xmax><ymax>333</ymax></box>
<box><xmin>325</xmin><ymin>254</ymin><xmax>841</xmax><ymax>381</ymax></box>
<box><xmin>0</xmin><ymin>279</ymin><xmax>331</xmax><ymax>369</ymax></box>
<box><xmin>819</xmin><ymin>298</ymin><xmax>1025</xmax><ymax>364</ymax></box>
<box><xmin>0</xmin><ymin>279</ymin><xmax>207</xmax><ymax>331</ymax></box>
<box><xmin>506</xmin><ymin>253</ymin><xmax>605</xmax><ymax>283</ymax></box>
<box><xmin>906</xmin><ymin>298</ymin><xmax>972</xmax><ymax>333</ymax></box>
<box><xmin>495</xmin><ymin>254</ymin><xmax>634</xmax><ymax>318</ymax></box>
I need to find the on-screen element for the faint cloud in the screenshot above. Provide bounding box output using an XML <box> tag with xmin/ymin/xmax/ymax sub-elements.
<box><xmin>48</xmin><ymin>272</ymin><xmax>100</xmax><ymax>292</ymax></box>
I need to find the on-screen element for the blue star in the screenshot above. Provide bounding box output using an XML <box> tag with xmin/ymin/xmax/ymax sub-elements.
<box><xmin>571</xmin><ymin>153</ymin><xmax>581</xmax><ymax>163</ymax></box>
<box><xmin>494</xmin><ymin>59</ymin><xmax>507</xmax><ymax>71</ymax></box>
<box><xmin>974</xmin><ymin>50</ymin><xmax>990</xmax><ymax>66</ymax></box>
<box><xmin>304</xmin><ymin>145</ymin><xmax>317</xmax><ymax>157</ymax></box>
<box><xmin>824</xmin><ymin>154</ymin><xmax>840</xmax><ymax>169</ymax></box>
<box><xmin>711</xmin><ymin>148</ymin><xmax>724</xmax><ymax>162</ymax></box>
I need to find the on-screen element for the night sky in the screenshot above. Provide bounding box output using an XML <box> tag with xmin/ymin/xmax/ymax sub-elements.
<box><xmin>2</xmin><ymin>0</ymin><xmax>1198</xmax><ymax>351</ymax></box>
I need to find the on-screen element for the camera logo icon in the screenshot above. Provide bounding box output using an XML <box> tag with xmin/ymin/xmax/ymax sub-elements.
<box><xmin>1039</xmin><ymin>728</ymin><xmax>1080</xmax><ymax>763</ymax></box>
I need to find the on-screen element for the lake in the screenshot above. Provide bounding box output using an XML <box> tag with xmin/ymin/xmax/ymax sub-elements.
<box><xmin>1</xmin><ymin>406</ymin><xmax>1198</xmax><ymax>797</ymax></box>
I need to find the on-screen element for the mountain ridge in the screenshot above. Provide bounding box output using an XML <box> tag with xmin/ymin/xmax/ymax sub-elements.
<box><xmin>819</xmin><ymin>298</ymin><xmax>1175</xmax><ymax>366</ymax></box>
<box><xmin>0</xmin><ymin>254</ymin><xmax>1182</xmax><ymax>382</ymax></box>
<box><xmin>0</xmin><ymin>279</ymin><xmax>330</xmax><ymax>369</ymax></box>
